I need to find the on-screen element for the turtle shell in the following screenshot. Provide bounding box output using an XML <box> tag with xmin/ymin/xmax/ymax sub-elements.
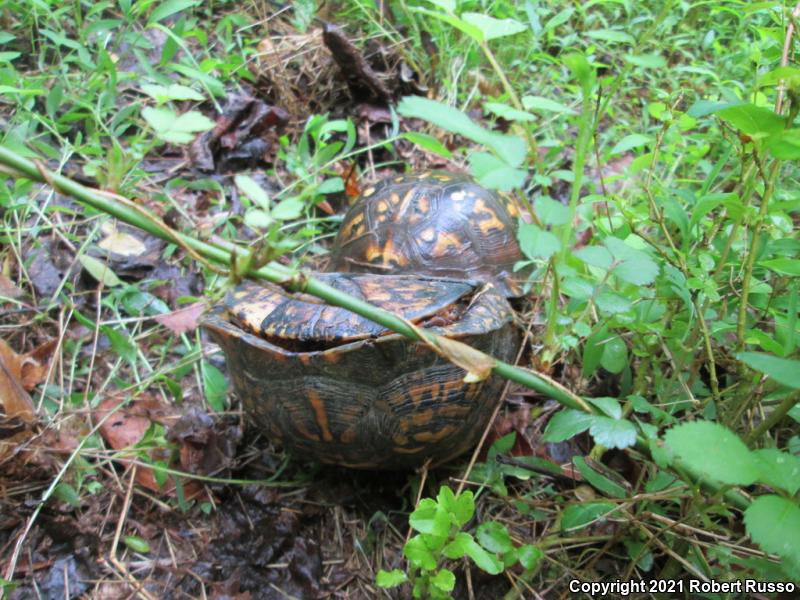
<box><xmin>202</xmin><ymin>274</ymin><xmax>519</xmax><ymax>469</ymax></box>
<box><xmin>328</xmin><ymin>171</ymin><xmax>528</xmax><ymax>297</ymax></box>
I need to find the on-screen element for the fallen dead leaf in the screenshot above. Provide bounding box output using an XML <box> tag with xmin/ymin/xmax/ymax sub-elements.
<box><xmin>0</xmin><ymin>339</ymin><xmax>39</xmax><ymax>419</ymax></box>
<box><xmin>0</xmin><ymin>274</ymin><xmax>23</xmax><ymax>298</ymax></box>
<box><xmin>98</xmin><ymin>221</ymin><xmax>147</xmax><ymax>257</ymax></box>
<box><xmin>154</xmin><ymin>302</ymin><xmax>207</xmax><ymax>336</ymax></box>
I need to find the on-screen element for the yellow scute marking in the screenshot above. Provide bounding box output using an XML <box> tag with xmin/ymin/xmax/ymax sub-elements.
<box><xmin>363</xmin><ymin>186</ymin><xmax>375</xmax><ymax>197</ymax></box>
<box><xmin>431</xmin><ymin>232</ymin><xmax>461</xmax><ymax>257</ymax></box>
<box><xmin>413</xmin><ymin>425</ymin><xmax>456</xmax><ymax>443</ymax></box>
<box><xmin>420</xmin><ymin>228</ymin><xmax>436</xmax><ymax>242</ymax></box>
<box><xmin>307</xmin><ymin>390</ymin><xmax>334</xmax><ymax>442</ymax></box>
<box><xmin>474</xmin><ymin>199</ymin><xmax>504</xmax><ymax>235</ymax></box>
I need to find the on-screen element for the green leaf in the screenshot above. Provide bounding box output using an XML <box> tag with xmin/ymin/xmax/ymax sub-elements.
<box><xmin>534</xmin><ymin>196</ymin><xmax>570</xmax><ymax>226</ymax></box>
<box><xmin>766</xmin><ymin>129</ymin><xmax>800</xmax><ymax>159</ymax></box>
<box><xmin>610</xmin><ymin>133</ymin><xmax>652</xmax><ymax>155</ymax></box>
<box><xmin>468</xmin><ymin>152</ymin><xmax>527</xmax><ymax>191</ymax></box>
<box><xmin>587</xmin><ymin>397</ymin><xmax>622</xmax><ymax>419</ymax></box>
<box><xmin>404</xmin><ymin>535</ymin><xmax>437</xmax><ymax>570</ymax></box>
<box><xmin>202</xmin><ymin>361</ymin><xmax>227</xmax><ymax>412</ymax></box>
<box><xmin>604</xmin><ymin>237</ymin><xmax>659</xmax><ymax>285</ymax></box>
<box><xmin>53</xmin><ymin>482</ymin><xmax>81</xmax><ymax>507</ymax></box>
<box><xmin>102</xmin><ymin>326</ymin><xmax>137</xmax><ymax>363</ymax></box>
<box><xmin>543</xmin><ymin>409</ymin><xmax>594</xmax><ymax>442</ymax></box>
<box><xmin>140</xmin><ymin>83</ymin><xmax>204</xmax><ymax>102</ymax></box>
<box><xmin>272</xmin><ymin>196</ymin><xmax>304</xmax><ymax>220</ymax></box>
<box><xmin>564</xmin><ymin>53</ymin><xmax>594</xmax><ymax>93</ymax></box>
<box><xmin>754</xmin><ymin>449</ymin><xmax>800</xmax><ymax>496</ymax></box>
<box><xmin>759</xmin><ymin>258</ymin><xmax>800</xmax><ymax>276</ymax></box>
<box><xmin>573</xmin><ymin>457</ymin><xmax>627</xmax><ymax>498</ymax></box>
<box><xmin>376</xmin><ymin>569</ymin><xmax>408</xmax><ymax>588</ymax></box>
<box><xmin>143</xmin><ymin>107</ymin><xmax>215</xmax><ymax>144</ymax></box>
<box><xmin>623</xmin><ymin>53</ymin><xmax>666</xmax><ymax>68</ymax></box>
<box><xmin>600</xmin><ymin>337</ymin><xmax>628</xmax><ymax>374</ymax></box>
<box><xmin>663</xmin><ymin>421</ymin><xmax>759</xmax><ymax>485</ymax></box>
<box><xmin>484</xmin><ymin>102</ymin><xmax>536</xmax><ymax>122</ymax></box>
<box><xmin>717</xmin><ymin>103</ymin><xmax>785</xmax><ymax>136</ymax></box>
<box><xmin>522</xmin><ymin>95</ymin><xmax>575</xmax><ymax>115</ymax></box>
<box><xmin>235</xmin><ymin>175</ymin><xmax>270</xmax><ymax>209</ymax></box>
<box><xmin>561</xmin><ymin>502</ymin><xmax>615</xmax><ymax>531</ymax></box>
<box><xmin>463</xmin><ymin>535</ymin><xmax>503</xmax><ymax>574</ymax></box>
<box><xmin>453</xmin><ymin>490</ymin><xmax>475</xmax><ymax>526</ymax></box>
<box><xmin>745</xmin><ymin>495</ymin><xmax>800</xmax><ymax>568</ymax></box>
<box><xmin>461</xmin><ymin>13</ymin><xmax>527</xmax><ymax>41</ymax></box>
<box><xmin>442</xmin><ymin>531</ymin><xmax>471</xmax><ymax>559</ymax></box>
<box><xmin>79</xmin><ymin>255</ymin><xmax>123</xmax><ymax>287</ymax></box>
<box><xmin>516</xmin><ymin>544</ymin><xmax>544</xmax><ymax>570</ymax></box>
<box><xmin>476</xmin><ymin>522</ymin><xmax>513</xmax><ymax>554</ymax></box>
<box><xmin>124</xmin><ymin>535</ymin><xmax>151</xmax><ymax>553</ymax></box>
<box><xmin>595</xmin><ymin>291</ymin><xmax>632</xmax><ymax>314</ymax></box>
<box><xmin>401</xmin><ymin>132</ymin><xmax>453</xmax><ymax>158</ymax></box>
<box><xmin>517</xmin><ymin>222</ymin><xmax>560</xmax><ymax>260</ymax></box>
<box><xmin>574</xmin><ymin>245</ymin><xmax>613</xmax><ymax>270</ymax></box>
<box><xmin>414</xmin><ymin>7</ymin><xmax>483</xmax><ymax>42</ymax></box>
<box><xmin>589</xmin><ymin>417</ymin><xmax>637</xmax><ymax>449</ymax></box>
<box><xmin>397</xmin><ymin>96</ymin><xmax>526</xmax><ymax>166</ymax></box>
<box><xmin>737</xmin><ymin>352</ymin><xmax>800</xmax><ymax>389</ymax></box>
<box><xmin>148</xmin><ymin>0</ymin><xmax>199</xmax><ymax>24</ymax></box>
<box><xmin>430</xmin><ymin>569</ymin><xmax>455</xmax><ymax>592</ymax></box>
<box><xmin>409</xmin><ymin>498</ymin><xmax>450</xmax><ymax>537</ymax></box>
<box><xmin>586</xmin><ymin>29</ymin><xmax>635</xmax><ymax>44</ymax></box>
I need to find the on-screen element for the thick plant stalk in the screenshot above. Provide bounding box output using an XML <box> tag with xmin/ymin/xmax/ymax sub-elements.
<box><xmin>0</xmin><ymin>145</ymin><xmax>749</xmax><ymax>510</ymax></box>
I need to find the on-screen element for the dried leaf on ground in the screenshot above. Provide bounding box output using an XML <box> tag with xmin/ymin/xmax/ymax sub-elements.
<box><xmin>0</xmin><ymin>273</ymin><xmax>23</xmax><ymax>298</ymax></box>
<box><xmin>98</xmin><ymin>222</ymin><xmax>147</xmax><ymax>257</ymax></box>
<box><xmin>167</xmin><ymin>407</ymin><xmax>242</xmax><ymax>476</ymax></box>
<box><xmin>155</xmin><ymin>302</ymin><xmax>207</xmax><ymax>335</ymax></box>
<box><xmin>321</xmin><ymin>22</ymin><xmax>393</xmax><ymax>103</ymax></box>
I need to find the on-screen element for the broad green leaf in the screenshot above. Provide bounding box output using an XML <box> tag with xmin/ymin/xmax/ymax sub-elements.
<box><xmin>624</xmin><ymin>53</ymin><xmax>666</xmax><ymax>68</ymax></box>
<box><xmin>737</xmin><ymin>352</ymin><xmax>800</xmax><ymax>389</ymax></box>
<box><xmin>453</xmin><ymin>490</ymin><xmax>475</xmax><ymax>526</ymax></box>
<box><xmin>565</xmin><ymin>53</ymin><xmax>593</xmax><ymax>93</ymax></box>
<box><xmin>753</xmin><ymin>449</ymin><xmax>800</xmax><ymax>496</ymax></box>
<box><xmin>203</xmin><ymin>361</ymin><xmax>227</xmax><ymax>412</ymax></box>
<box><xmin>744</xmin><ymin>495</ymin><xmax>800</xmax><ymax>568</ymax></box>
<box><xmin>476</xmin><ymin>522</ymin><xmax>513</xmax><ymax>554</ymax></box>
<box><xmin>461</xmin><ymin>13</ymin><xmax>527</xmax><ymax>41</ymax></box>
<box><xmin>595</xmin><ymin>291</ymin><xmax>632</xmax><ymax>314</ymax></box>
<box><xmin>404</xmin><ymin>535</ymin><xmax>437</xmax><ymax>570</ymax></box>
<box><xmin>600</xmin><ymin>337</ymin><xmax>628</xmax><ymax>374</ymax></box>
<box><xmin>244</xmin><ymin>208</ymin><xmax>272</xmax><ymax>229</ymax></box>
<box><xmin>397</xmin><ymin>96</ymin><xmax>526</xmax><ymax>166</ymax></box>
<box><xmin>610</xmin><ymin>134</ymin><xmax>652</xmax><ymax>155</ymax></box>
<box><xmin>758</xmin><ymin>66</ymin><xmax>800</xmax><ymax>87</ymax></box>
<box><xmin>759</xmin><ymin>258</ymin><xmax>800</xmax><ymax>276</ymax></box>
<box><xmin>463</xmin><ymin>535</ymin><xmax>503</xmax><ymax>574</ymax></box>
<box><xmin>522</xmin><ymin>95</ymin><xmax>575</xmax><ymax>115</ymax></box>
<box><xmin>272</xmin><ymin>196</ymin><xmax>304</xmax><ymax>220</ymax></box>
<box><xmin>589</xmin><ymin>417</ymin><xmax>637</xmax><ymax>449</ymax></box>
<box><xmin>717</xmin><ymin>103</ymin><xmax>785</xmax><ymax>136</ymax></box>
<box><xmin>604</xmin><ymin>237</ymin><xmax>659</xmax><ymax>285</ymax></box>
<box><xmin>517</xmin><ymin>545</ymin><xmax>544</xmax><ymax>570</ymax></box>
<box><xmin>401</xmin><ymin>131</ymin><xmax>453</xmax><ymax>158</ymax></box>
<box><xmin>235</xmin><ymin>175</ymin><xmax>270</xmax><ymax>209</ymax></box>
<box><xmin>409</xmin><ymin>498</ymin><xmax>450</xmax><ymax>537</ymax></box>
<box><xmin>544</xmin><ymin>7</ymin><xmax>574</xmax><ymax>32</ymax></box>
<box><xmin>143</xmin><ymin>107</ymin><xmax>214</xmax><ymax>144</ymax></box>
<box><xmin>517</xmin><ymin>222</ymin><xmax>560</xmax><ymax>260</ymax></box>
<box><xmin>484</xmin><ymin>102</ymin><xmax>536</xmax><ymax>122</ymax></box>
<box><xmin>534</xmin><ymin>196</ymin><xmax>570</xmax><ymax>226</ymax></box>
<box><xmin>430</xmin><ymin>569</ymin><xmax>455</xmax><ymax>592</ymax></box>
<box><xmin>140</xmin><ymin>83</ymin><xmax>204</xmax><ymax>102</ymax></box>
<box><xmin>561</xmin><ymin>502</ymin><xmax>615</xmax><ymax>531</ymax></box>
<box><xmin>543</xmin><ymin>409</ymin><xmax>594</xmax><ymax>442</ymax></box>
<box><xmin>574</xmin><ymin>245</ymin><xmax>613</xmax><ymax>270</ymax></box>
<box><xmin>413</xmin><ymin>8</ymin><xmax>483</xmax><ymax>42</ymax></box>
<box><xmin>766</xmin><ymin>129</ymin><xmax>800</xmax><ymax>159</ymax></box>
<box><xmin>586</xmin><ymin>29</ymin><xmax>635</xmax><ymax>44</ymax></box>
<box><xmin>587</xmin><ymin>397</ymin><xmax>622</xmax><ymax>420</ymax></box>
<box><xmin>148</xmin><ymin>0</ymin><xmax>199</xmax><ymax>24</ymax></box>
<box><xmin>376</xmin><ymin>569</ymin><xmax>408</xmax><ymax>587</ymax></box>
<box><xmin>53</xmin><ymin>482</ymin><xmax>81</xmax><ymax>507</ymax></box>
<box><xmin>79</xmin><ymin>255</ymin><xmax>123</xmax><ymax>287</ymax></box>
<box><xmin>468</xmin><ymin>152</ymin><xmax>527</xmax><ymax>191</ymax></box>
<box><xmin>316</xmin><ymin>178</ymin><xmax>344</xmax><ymax>194</ymax></box>
<box><xmin>442</xmin><ymin>531</ymin><xmax>471</xmax><ymax>559</ymax></box>
<box><xmin>573</xmin><ymin>456</ymin><xmax>628</xmax><ymax>498</ymax></box>
<box><xmin>663</xmin><ymin>421</ymin><xmax>759</xmax><ymax>485</ymax></box>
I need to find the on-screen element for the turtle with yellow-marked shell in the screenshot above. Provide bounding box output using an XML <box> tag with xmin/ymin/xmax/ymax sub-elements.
<box><xmin>329</xmin><ymin>171</ymin><xmax>529</xmax><ymax>297</ymax></box>
<box><xmin>202</xmin><ymin>273</ymin><xmax>518</xmax><ymax>469</ymax></box>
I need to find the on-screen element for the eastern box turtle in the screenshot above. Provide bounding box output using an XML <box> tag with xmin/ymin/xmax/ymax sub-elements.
<box><xmin>202</xmin><ymin>273</ymin><xmax>518</xmax><ymax>469</ymax></box>
<box><xmin>329</xmin><ymin>171</ymin><xmax>528</xmax><ymax>297</ymax></box>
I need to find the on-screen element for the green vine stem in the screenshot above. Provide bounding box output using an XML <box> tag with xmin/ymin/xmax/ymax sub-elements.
<box><xmin>0</xmin><ymin>144</ymin><xmax>750</xmax><ymax>511</ymax></box>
